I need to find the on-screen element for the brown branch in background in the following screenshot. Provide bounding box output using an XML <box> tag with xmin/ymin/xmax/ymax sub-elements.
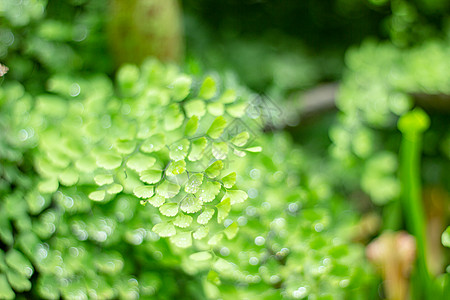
<box><xmin>289</xmin><ymin>83</ymin><xmax>450</xmax><ymax>126</ymax></box>
<box><xmin>0</xmin><ymin>63</ymin><xmax>8</xmax><ymax>77</ymax></box>
<box><xmin>290</xmin><ymin>82</ymin><xmax>338</xmax><ymax>123</ymax></box>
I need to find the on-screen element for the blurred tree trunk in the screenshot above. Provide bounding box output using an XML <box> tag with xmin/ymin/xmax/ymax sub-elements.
<box><xmin>107</xmin><ymin>0</ymin><xmax>184</xmax><ymax>66</ymax></box>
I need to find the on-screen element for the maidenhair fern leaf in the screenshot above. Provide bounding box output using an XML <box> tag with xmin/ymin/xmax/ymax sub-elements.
<box><xmin>173</xmin><ymin>213</ymin><xmax>193</xmax><ymax>228</ymax></box>
<box><xmin>184</xmin><ymin>173</ymin><xmax>204</xmax><ymax>194</ymax></box>
<box><xmin>148</xmin><ymin>195</ymin><xmax>165</xmax><ymax>207</ymax></box>
<box><xmin>193</xmin><ymin>226</ymin><xmax>209</xmax><ymax>240</ymax></box>
<box><xmin>197</xmin><ymin>181</ymin><xmax>221</xmax><ymax>203</ymax></box>
<box><xmin>216</xmin><ymin>198</ymin><xmax>231</xmax><ymax>224</ymax></box>
<box><xmin>152</xmin><ymin>222</ymin><xmax>176</xmax><ymax>237</ymax></box>
<box><xmin>198</xmin><ymin>76</ymin><xmax>217</xmax><ymax>100</ymax></box>
<box><xmin>159</xmin><ymin>203</ymin><xmax>179</xmax><ymax>217</ymax></box>
<box><xmin>89</xmin><ymin>190</ymin><xmax>106</xmax><ymax>201</ymax></box>
<box><xmin>197</xmin><ymin>208</ymin><xmax>215</xmax><ymax>225</ymax></box>
<box><xmin>205</xmin><ymin>160</ymin><xmax>223</xmax><ymax>178</ymax></box>
<box><xmin>223</xmin><ymin>190</ymin><xmax>248</xmax><ymax>205</ymax></box>
<box><xmin>126</xmin><ymin>153</ymin><xmax>156</xmax><ymax>172</ymax></box>
<box><xmin>166</xmin><ymin>160</ymin><xmax>186</xmax><ymax>176</ymax></box>
<box><xmin>180</xmin><ymin>195</ymin><xmax>202</xmax><ymax>214</ymax></box>
<box><xmin>139</xmin><ymin>169</ymin><xmax>162</xmax><ymax>184</ymax></box>
<box><xmin>141</xmin><ymin>134</ymin><xmax>166</xmax><ymax>153</ymax></box>
<box><xmin>231</xmin><ymin>132</ymin><xmax>250</xmax><ymax>147</ymax></box>
<box><xmin>185</xmin><ymin>116</ymin><xmax>199</xmax><ymax>137</ymax></box>
<box><xmin>189</xmin><ymin>251</ymin><xmax>212</xmax><ymax>261</ymax></box>
<box><xmin>170</xmin><ymin>75</ymin><xmax>192</xmax><ymax>101</ymax></box>
<box><xmin>224</xmin><ymin>222</ymin><xmax>239</xmax><ymax>239</ymax></box>
<box><xmin>133</xmin><ymin>185</ymin><xmax>154</xmax><ymax>199</ymax></box>
<box><xmin>207</xmin><ymin>116</ymin><xmax>227</xmax><ymax>139</ymax></box>
<box><xmin>212</xmin><ymin>142</ymin><xmax>228</xmax><ymax>160</ymax></box>
<box><xmin>169</xmin><ymin>139</ymin><xmax>190</xmax><ymax>161</ymax></box>
<box><xmin>96</xmin><ymin>153</ymin><xmax>122</xmax><ymax>170</ymax></box>
<box><xmin>170</xmin><ymin>232</ymin><xmax>192</xmax><ymax>248</ymax></box>
<box><xmin>164</xmin><ymin>104</ymin><xmax>185</xmax><ymax>131</ymax></box>
<box><xmin>188</xmin><ymin>137</ymin><xmax>208</xmax><ymax>161</ymax></box>
<box><xmin>221</xmin><ymin>172</ymin><xmax>236</xmax><ymax>189</ymax></box>
<box><xmin>156</xmin><ymin>181</ymin><xmax>180</xmax><ymax>198</ymax></box>
<box><xmin>94</xmin><ymin>174</ymin><xmax>114</xmax><ymax>186</ymax></box>
<box><xmin>184</xmin><ymin>99</ymin><xmax>206</xmax><ymax>118</ymax></box>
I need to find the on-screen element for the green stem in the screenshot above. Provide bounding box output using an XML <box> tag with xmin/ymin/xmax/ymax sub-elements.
<box><xmin>398</xmin><ymin>108</ymin><xmax>431</xmax><ymax>299</ymax></box>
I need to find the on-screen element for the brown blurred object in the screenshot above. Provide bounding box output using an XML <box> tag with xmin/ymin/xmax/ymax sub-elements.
<box><xmin>0</xmin><ymin>63</ymin><xmax>8</xmax><ymax>77</ymax></box>
<box><xmin>423</xmin><ymin>186</ymin><xmax>449</xmax><ymax>275</ymax></box>
<box><xmin>367</xmin><ymin>231</ymin><xmax>416</xmax><ymax>300</ymax></box>
<box><xmin>107</xmin><ymin>0</ymin><xmax>184</xmax><ymax>66</ymax></box>
<box><xmin>352</xmin><ymin>212</ymin><xmax>381</xmax><ymax>243</ymax></box>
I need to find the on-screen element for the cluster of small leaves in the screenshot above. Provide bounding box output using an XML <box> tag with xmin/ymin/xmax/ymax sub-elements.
<box><xmin>0</xmin><ymin>64</ymin><xmax>258</xmax><ymax>299</ymax></box>
<box><xmin>29</xmin><ymin>59</ymin><xmax>260</xmax><ymax>250</ymax></box>
<box><xmin>179</xmin><ymin>133</ymin><xmax>376</xmax><ymax>299</ymax></box>
<box><xmin>331</xmin><ymin>39</ymin><xmax>450</xmax><ymax>205</ymax></box>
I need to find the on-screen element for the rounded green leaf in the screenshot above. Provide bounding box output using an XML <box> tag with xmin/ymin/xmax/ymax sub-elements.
<box><xmin>38</xmin><ymin>178</ymin><xmax>59</xmax><ymax>194</ymax></box>
<box><xmin>245</xmin><ymin>146</ymin><xmax>262</xmax><ymax>153</ymax></box>
<box><xmin>170</xmin><ymin>232</ymin><xmax>192</xmax><ymax>248</ymax></box>
<box><xmin>193</xmin><ymin>226</ymin><xmax>209</xmax><ymax>240</ymax></box>
<box><xmin>170</xmin><ymin>75</ymin><xmax>192</xmax><ymax>101</ymax></box>
<box><xmin>189</xmin><ymin>251</ymin><xmax>212</xmax><ymax>261</ymax></box>
<box><xmin>173</xmin><ymin>213</ymin><xmax>193</xmax><ymax>228</ymax></box>
<box><xmin>185</xmin><ymin>116</ymin><xmax>199</xmax><ymax>137</ymax></box>
<box><xmin>205</xmin><ymin>160</ymin><xmax>223</xmax><ymax>178</ymax></box>
<box><xmin>94</xmin><ymin>174</ymin><xmax>114</xmax><ymax>186</ymax></box>
<box><xmin>164</xmin><ymin>104</ymin><xmax>184</xmax><ymax>131</ymax></box>
<box><xmin>231</xmin><ymin>132</ymin><xmax>250</xmax><ymax>147</ymax></box>
<box><xmin>198</xmin><ymin>76</ymin><xmax>217</xmax><ymax>99</ymax></box>
<box><xmin>141</xmin><ymin>134</ymin><xmax>166</xmax><ymax>153</ymax></box>
<box><xmin>184</xmin><ymin>173</ymin><xmax>204</xmax><ymax>194</ymax></box>
<box><xmin>197</xmin><ymin>181</ymin><xmax>221</xmax><ymax>203</ymax></box>
<box><xmin>107</xmin><ymin>183</ymin><xmax>123</xmax><ymax>195</ymax></box>
<box><xmin>223</xmin><ymin>222</ymin><xmax>239</xmax><ymax>239</ymax></box>
<box><xmin>221</xmin><ymin>172</ymin><xmax>236</xmax><ymax>189</ymax></box>
<box><xmin>58</xmin><ymin>169</ymin><xmax>79</xmax><ymax>186</ymax></box>
<box><xmin>139</xmin><ymin>169</ymin><xmax>162</xmax><ymax>184</ymax></box>
<box><xmin>207</xmin><ymin>102</ymin><xmax>224</xmax><ymax>116</ymax></box>
<box><xmin>152</xmin><ymin>222</ymin><xmax>176</xmax><ymax>237</ymax></box>
<box><xmin>114</xmin><ymin>139</ymin><xmax>136</xmax><ymax>154</ymax></box>
<box><xmin>223</xmin><ymin>190</ymin><xmax>248</xmax><ymax>205</ymax></box>
<box><xmin>180</xmin><ymin>195</ymin><xmax>202</xmax><ymax>214</ymax></box>
<box><xmin>89</xmin><ymin>190</ymin><xmax>106</xmax><ymax>201</ymax></box>
<box><xmin>197</xmin><ymin>208</ymin><xmax>215</xmax><ymax>225</ymax></box>
<box><xmin>212</xmin><ymin>142</ymin><xmax>228</xmax><ymax>160</ymax></box>
<box><xmin>127</xmin><ymin>153</ymin><xmax>156</xmax><ymax>172</ymax></box>
<box><xmin>159</xmin><ymin>203</ymin><xmax>179</xmax><ymax>217</ymax></box>
<box><xmin>148</xmin><ymin>195</ymin><xmax>165</xmax><ymax>207</ymax></box>
<box><xmin>184</xmin><ymin>99</ymin><xmax>206</xmax><ymax>118</ymax></box>
<box><xmin>96</xmin><ymin>153</ymin><xmax>122</xmax><ymax>170</ymax></box>
<box><xmin>216</xmin><ymin>198</ymin><xmax>231</xmax><ymax>224</ymax></box>
<box><xmin>133</xmin><ymin>185</ymin><xmax>154</xmax><ymax>199</ymax></box>
<box><xmin>188</xmin><ymin>137</ymin><xmax>208</xmax><ymax>161</ymax></box>
<box><xmin>166</xmin><ymin>160</ymin><xmax>186</xmax><ymax>176</ymax></box>
<box><xmin>156</xmin><ymin>181</ymin><xmax>180</xmax><ymax>198</ymax></box>
<box><xmin>169</xmin><ymin>139</ymin><xmax>190</xmax><ymax>161</ymax></box>
<box><xmin>207</xmin><ymin>116</ymin><xmax>227</xmax><ymax>139</ymax></box>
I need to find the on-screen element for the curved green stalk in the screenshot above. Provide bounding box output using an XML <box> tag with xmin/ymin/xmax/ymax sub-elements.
<box><xmin>398</xmin><ymin>108</ymin><xmax>431</xmax><ymax>299</ymax></box>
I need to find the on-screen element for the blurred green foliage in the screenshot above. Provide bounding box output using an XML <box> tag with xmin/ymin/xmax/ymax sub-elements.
<box><xmin>1</xmin><ymin>0</ymin><xmax>450</xmax><ymax>299</ymax></box>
